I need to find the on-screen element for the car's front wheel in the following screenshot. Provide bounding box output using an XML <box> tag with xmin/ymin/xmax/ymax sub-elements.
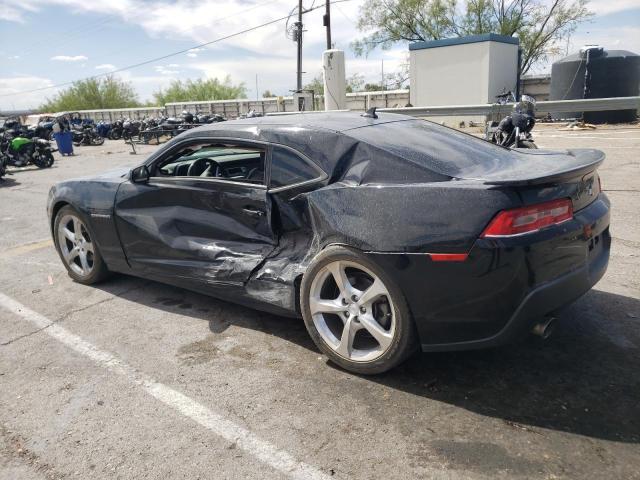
<box><xmin>301</xmin><ymin>246</ymin><xmax>417</xmax><ymax>374</ymax></box>
<box><xmin>53</xmin><ymin>205</ymin><xmax>109</xmax><ymax>284</ymax></box>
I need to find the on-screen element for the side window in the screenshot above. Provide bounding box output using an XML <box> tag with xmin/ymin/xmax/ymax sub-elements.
<box><xmin>154</xmin><ymin>142</ymin><xmax>265</xmax><ymax>184</ymax></box>
<box><xmin>270</xmin><ymin>146</ymin><xmax>323</xmax><ymax>188</ymax></box>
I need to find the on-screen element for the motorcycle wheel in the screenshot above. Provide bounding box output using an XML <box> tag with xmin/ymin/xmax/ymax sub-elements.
<box><xmin>34</xmin><ymin>151</ymin><xmax>54</xmax><ymax>168</ymax></box>
<box><xmin>91</xmin><ymin>135</ymin><xmax>105</xmax><ymax>146</ymax></box>
<box><xmin>519</xmin><ymin>140</ymin><xmax>538</xmax><ymax>149</ymax></box>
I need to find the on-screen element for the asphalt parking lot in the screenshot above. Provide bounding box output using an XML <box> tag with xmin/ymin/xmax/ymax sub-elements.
<box><xmin>1</xmin><ymin>125</ymin><xmax>639</xmax><ymax>480</ymax></box>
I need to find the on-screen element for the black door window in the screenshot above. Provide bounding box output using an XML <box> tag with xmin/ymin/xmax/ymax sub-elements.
<box><xmin>269</xmin><ymin>146</ymin><xmax>323</xmax><ymax>188</ymax></box>
<box><xmin>154</xmin><ymin>143</ymin><xmax>266</xmax><ymax>184</ymax></box>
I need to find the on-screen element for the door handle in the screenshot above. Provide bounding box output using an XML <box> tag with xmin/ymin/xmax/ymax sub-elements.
<box><xmin>242</xmin><ymin>207</ymin><xmax>265</xmax><ymax>217</ymax></box>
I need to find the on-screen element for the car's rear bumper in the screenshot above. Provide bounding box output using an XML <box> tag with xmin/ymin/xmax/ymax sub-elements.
<box><xmin>367</xmin><ymin>194</ymin><xmax>611</xmax><ymax>351</ymax></box>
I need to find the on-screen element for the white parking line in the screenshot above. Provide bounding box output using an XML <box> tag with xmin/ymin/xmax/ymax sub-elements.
<box><xmin>534</xmin><ymin>135</ymin><xmax>640</xmax><ymax>140</ymax></box>
<box><xmin>0</xmin><ymin>291</ymin><xmax>331</xmax><ymax>480</ymax></box>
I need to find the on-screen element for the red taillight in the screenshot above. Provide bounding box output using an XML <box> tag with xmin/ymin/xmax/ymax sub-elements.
<box><xmin>481</xmin><ymin>199</ymin><xmax>573</xmax><ymax>238</ymax></box>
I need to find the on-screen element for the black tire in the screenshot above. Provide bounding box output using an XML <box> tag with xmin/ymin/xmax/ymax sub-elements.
<box><xmin>300</xmin><ymin>245</ymin><xmax>417</xmax><ymax>375</ymax></box>
<box><xmin>34</xmin><ymin>151</ymin><xmax>54</xmax><ymax>168</ymax></box>
<box><xmin>519</xmin><ymin>140</ymin><xmax>538</xmax><ymax>149</ymax></box>
<box><xmin>53</xmin><ymin>205</ymin><xmax>110</xmax><ymax>285</ymax></box>
<box><xmin>91</xmin><ymin>135</ymin><xmax>105</xmax><ymax>146</ymax></box>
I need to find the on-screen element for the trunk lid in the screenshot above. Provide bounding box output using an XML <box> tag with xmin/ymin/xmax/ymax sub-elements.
<box><xmin>475</xmin><ymin>149</ymin><xmax>604</xmax><ymax>187</ymax></box>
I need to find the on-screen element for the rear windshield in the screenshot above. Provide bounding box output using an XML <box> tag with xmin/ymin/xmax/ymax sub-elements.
<box><xmin>346</xmin><ymin>119</ymin><xmax>514</xmax><ymax>178</ymax></box>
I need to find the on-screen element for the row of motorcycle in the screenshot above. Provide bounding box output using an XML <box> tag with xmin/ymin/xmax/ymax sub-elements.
<box><xmin>102</xmin><ymin>112</ymin><xmax>227</xmax><ymax>143</ymax></box>
<box><xmin>0</xmin><ymin>111</ymin><xmax>229</xmax><ymax>180</ymax></box>
<box><xmin>0</xmin><ymin>118</ymin><xmax>56</xmax><ymax>180</ymax></box>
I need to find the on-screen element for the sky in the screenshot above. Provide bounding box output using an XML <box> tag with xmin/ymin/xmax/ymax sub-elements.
<box><xmin>0</xmin><ymin>0</ymin><xmax>639</xmax><ymax>111</ymax></box>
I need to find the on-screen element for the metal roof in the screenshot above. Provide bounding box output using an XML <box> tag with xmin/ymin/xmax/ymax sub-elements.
<box><xmin>409</xmin><ymin>33</ymin><xmax>519</xmax><ymax>51</ymax></box>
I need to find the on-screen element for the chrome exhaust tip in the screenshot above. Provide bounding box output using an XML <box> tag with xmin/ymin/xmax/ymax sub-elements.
<box><xmin>532</xmin><ymin>317</ymin><xmax>557</xmax><ymax>339</ymax></box>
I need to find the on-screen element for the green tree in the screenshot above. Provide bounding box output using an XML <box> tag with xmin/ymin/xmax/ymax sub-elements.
<box><xmin>40</xmin><ymin>76</ymin><xmax>140</xmax><ymax>112</ymax></box>
<box><xmin>353</xmin><ymin>0</ymin><xmax>592</xmax><ymax>74</ymax></box>
<box><xmin>363</xmin><ymin>83</ymin><xmax>385</xmax><ymax>91</ymax></box>
<box><xmin>304</xmin><ymin>75</ymin><xmax>325</xmax><ymax>95</ymax></box>
<box><xmin>304</xmin><ymin>72</ymin><xmax>367</xmax><ymax>94</ymax></box>
<box><xmin>262</xmin><ymin>90</ymin><xmax>276</xmax><ymax>98</ymax></box>
<box><xmin>153</xmin><ymin>76</ymin><xmax>246</xmax><ymax>104</ymax></box>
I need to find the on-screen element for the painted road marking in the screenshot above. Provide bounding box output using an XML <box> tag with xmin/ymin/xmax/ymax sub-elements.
<box><xmin>0</xmin><ymin>291</ymin><xmax>331</xmax><ymax>480</ymax></box>
<box><xmin>535</xmin><ymin>135</ymin><xmax>640</xmax><ymax>140</ymax></box>
<box><xmin>0</xmin><ymin>239</ymin><xmax>53</xmax><ymax>260</ymax></box>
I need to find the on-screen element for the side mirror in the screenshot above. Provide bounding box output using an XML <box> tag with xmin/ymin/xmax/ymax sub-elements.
<box><xmin>131</xmin><ymin>165</ymin><xmax>150</xmax><ymax>183</ymax></box>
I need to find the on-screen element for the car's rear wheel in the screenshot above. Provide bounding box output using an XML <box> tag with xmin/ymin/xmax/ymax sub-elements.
<box><xmin>301</xmin><ymin>246</ymin><xmax>417</xmax><ymax>374</ymax></box>
<box><xmin>54</xmin><ymin>205</ymin><xmax>109</xmax><ymax>284</ymax></box>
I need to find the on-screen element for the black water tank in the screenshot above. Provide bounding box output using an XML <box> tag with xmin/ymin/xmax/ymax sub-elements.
<box><xmin>550</xmin><ymin>47</ymin><xmax>640</xmax><ymax>123</ymax></box>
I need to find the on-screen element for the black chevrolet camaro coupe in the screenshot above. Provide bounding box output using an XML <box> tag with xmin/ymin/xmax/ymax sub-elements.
<box><xmin>48</xmin><ymin>112</ymin><xmax>610</xmax><ymax>374</ymax></box>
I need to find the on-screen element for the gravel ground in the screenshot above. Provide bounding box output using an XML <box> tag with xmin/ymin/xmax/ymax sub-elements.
<box><xmin>0</xmin><ymin>126</ymin><xmax>638</xmax><ymax>480</ymax></box>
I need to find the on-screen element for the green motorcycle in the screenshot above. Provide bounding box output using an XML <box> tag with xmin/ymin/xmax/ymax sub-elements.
<box><xmin>0</xmin><ymin>131</ymin><xmax>55</xmax><ymax>169</ymax></box>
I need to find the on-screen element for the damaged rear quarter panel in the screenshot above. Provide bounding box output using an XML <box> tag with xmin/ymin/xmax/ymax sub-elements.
<box><xmin>304</xmin><ymin>181</ymin><xmax>518</xmax><ymax>253</ymax></box>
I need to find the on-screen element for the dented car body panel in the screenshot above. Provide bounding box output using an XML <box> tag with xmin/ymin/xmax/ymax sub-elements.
<box><xmin>47</xmin><ymin>112</ymin><xmax>611</xmax><ymax>349</ymax></box>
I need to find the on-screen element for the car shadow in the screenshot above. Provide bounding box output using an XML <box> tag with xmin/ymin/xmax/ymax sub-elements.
<box><xmin>95</xmin><ymin>276</ymin><xmax>639</xmax><ymax>443</ymax></box>
<box><xmin>371</xmin><ymin>288</ymin><xmax>640</xmax><ymax>444</ymax></box>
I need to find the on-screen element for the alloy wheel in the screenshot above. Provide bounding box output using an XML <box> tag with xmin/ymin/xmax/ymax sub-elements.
<box><xmin>309</xmin><ymin>260</ymin><xmax>396</xmax><ymax>362</ymax></box>
<box><xmin>57</xmin><ymin>214</ymin><xmax>95</xmax><ymax>277</ymax></box>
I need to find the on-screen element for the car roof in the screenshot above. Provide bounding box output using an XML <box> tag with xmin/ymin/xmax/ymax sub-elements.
<box><xmin>194</xmin><ymin>111</ymin><xmax>415</xmax><ymax>134</ymax></box>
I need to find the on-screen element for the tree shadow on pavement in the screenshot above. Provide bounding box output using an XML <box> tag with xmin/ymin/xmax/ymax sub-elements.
<box><xmin>96</xmin><ymin>275</ymin><xmax>639</xmax><ymax>443</ymax></box>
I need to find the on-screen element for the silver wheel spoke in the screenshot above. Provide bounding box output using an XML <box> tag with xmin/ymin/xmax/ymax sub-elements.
<box><xmin>79</xmin><ymin>250</ymin><xmax>90</xmax><ymax>273</ymax></box>
<box><xmin>328</xmin><ymin>261</ymin><xmax>354</xmax><ymax>297</ymax></box>
<box><xmin>336</xmin><ymin>316</ymin><xmax>359</xmax><ymax>357</ymax></box>
<box><xmin>73</xmin><ymin>217</ymin><xmax>82</xmax><ymax>239</ymax></box>
<box><xmin>85</xmin><ymin>242</ymin><xmax>94</xmax><ymax>253</ymax></box>
<box><xmin>62</xmin><ymin>227</ymin><xmax>75</xmax><ymax>242</ymax></box>
<box><xmin>358</xmin><ymin>278</ymin><xmax>387</xmax><ymax>306</ymax></box>
<box><xmin>310</xmin><ymin>297</ymin><xmax>345</xmax><ymax>315</ymax></box>
<box><xmin>65</xmin><ymin>246</ymin><xmax>79</xmax><ymax>261</ymax></box>
<box><xmin>358</xmin><ymin>313</ymin><xmax>393</xmax><ymax>350</ymax></box>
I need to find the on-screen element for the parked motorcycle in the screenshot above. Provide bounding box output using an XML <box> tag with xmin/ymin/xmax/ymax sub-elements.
<box><xmin>0</xmin><ymin>151</ymin><xmax>7</xmax><ymax>180</ymax></box>
<box><xmin>122</xmin><ymin>119</ymin><xmax>141</xmax><ymax>141</ymax></box>
<box><xmin>0</xmin><ymin>130</ymin><xmax>55</xmax><ymax>168</ymax></box>
<box><xmin>486</xmin><ymin>93</ymin><xmax>538</xmax><ymax>149</ymax></box>
<box><xmin>72</xmin><ymin>124</ymin><xmax>105</xmax><ymax>146</ymax></box>
<box><xmin>108</xmin><ymin>119</ymin><xmax>124</xmax><ymax>140</ymax></box>
<box><xmin>96</xmin><ymin>121</ymin><xmax>112</xmax><ymax>138</ymax></box>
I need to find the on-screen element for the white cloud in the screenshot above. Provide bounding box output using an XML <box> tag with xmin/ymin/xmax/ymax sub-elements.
<box><xmin>588</xmin><ymin>0</ymin><xmax>640</xmax><ymax>15</ymax></box>
<box><xmin>154</xmin><ymin>65</ymin><xmax>180</xmax><ymax>75</ymax></box>
<box><xmin>0</xmin><ymin>75</ymin><xmax>56</xmax><ymax>110</ymax></box>
<box><xmin>51</xmin><ymin>55</ymin><xmax>88</xmax><ymax>62</ymax></box>
<box><xmin>95</xmin><ymin>63</ymin><xmax>116</xmax><ymax>70</ymax></box>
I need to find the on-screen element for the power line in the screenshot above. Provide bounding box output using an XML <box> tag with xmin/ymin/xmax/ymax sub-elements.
<box><xmin>1</xmin><ymin>0</ymin><xmax>352</xmax><ymax>99</ymax></box>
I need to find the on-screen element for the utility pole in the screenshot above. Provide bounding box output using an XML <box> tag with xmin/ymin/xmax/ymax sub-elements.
<box><xmin>323</xmin><ymin>0</ymin><xmax>331</xmax><ymax>50</ymax></box>
<box><xmin>255</xmin><ymin>74</ymin><xmax>259</xmax><ymax>101</ymax></box>
<box><xmin>381</xmin><ymin>59</ymin><xmax>384</xmax><ymax>90</ymax></box>
<box><xmin>296</xmin><ymin>0</ymin><xmax>303</xmax><ymax>92</ymax></box>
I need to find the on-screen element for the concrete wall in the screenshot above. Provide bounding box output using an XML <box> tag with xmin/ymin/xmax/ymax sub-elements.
<box><xmin>520</xmin><ymin>74</ymin><xmax>551</xmax><ymax>101</ymax></box>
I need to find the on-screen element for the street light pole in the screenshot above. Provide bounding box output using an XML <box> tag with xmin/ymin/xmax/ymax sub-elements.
<box><xmin>296</xmin><ymin>0</ymin><xmax>303</xmax><ymax>92</ymax></box>
<box><xmin>323</xmin><ymin>0</ymin><xmax>331</xmax><ymax>50</ymax></box>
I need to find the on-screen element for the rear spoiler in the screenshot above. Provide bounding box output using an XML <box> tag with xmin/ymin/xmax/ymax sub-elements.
<box><xmin>482</xmin><ymin>149</ymin><xmax>605</xmax><ymax>186</ymax></box>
